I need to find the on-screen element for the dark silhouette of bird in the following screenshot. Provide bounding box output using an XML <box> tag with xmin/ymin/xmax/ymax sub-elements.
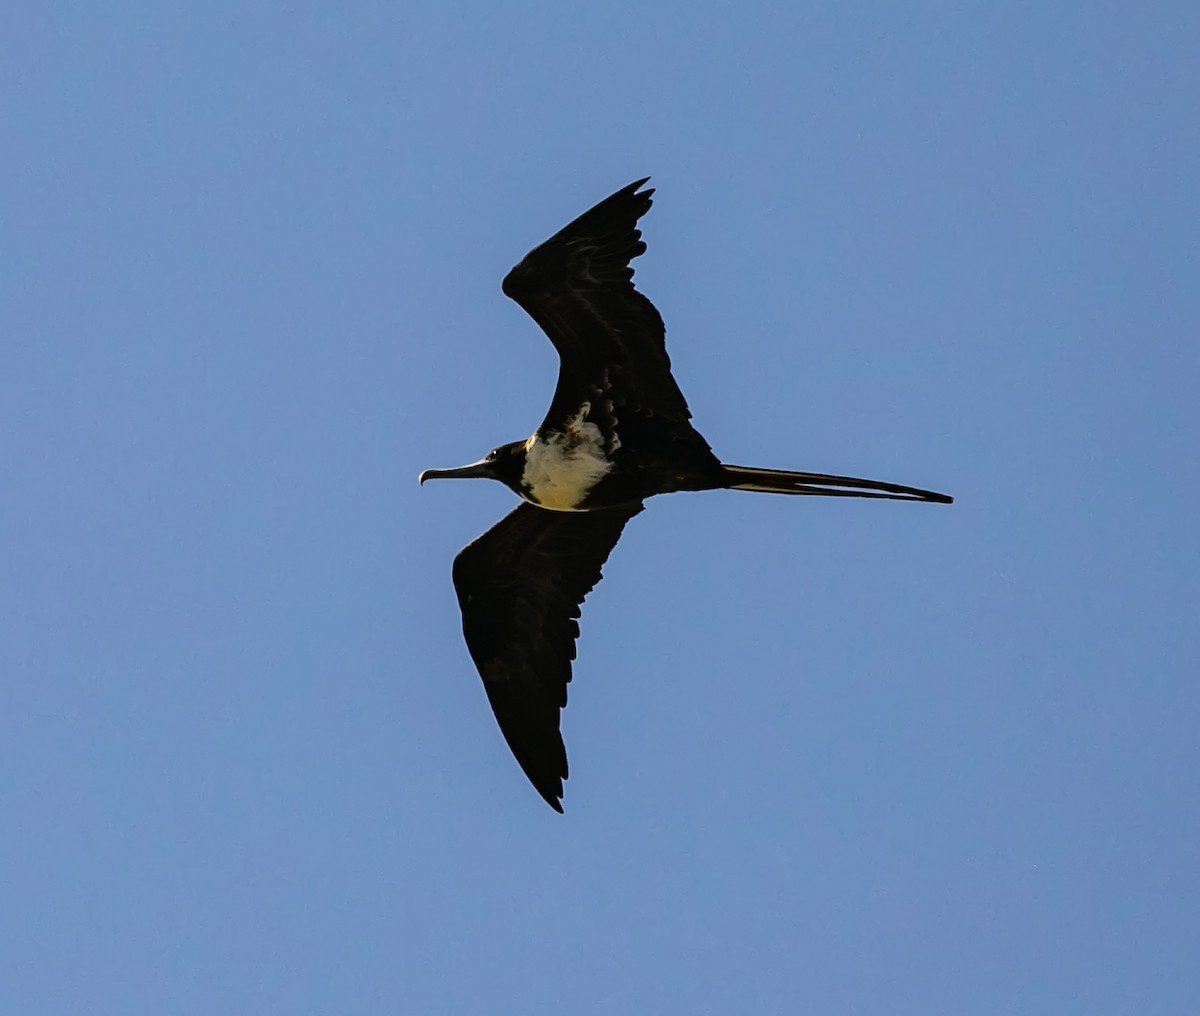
<box><xmin>420</xmin><ymin>178</ymin><xmax>952</xmax><ymax>812</ymax></box>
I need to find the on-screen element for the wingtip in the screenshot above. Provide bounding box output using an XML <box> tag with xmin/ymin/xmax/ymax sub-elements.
<box><xmin>536</xmin><ymin>778</ymin><xmax>566</xmax><ymax>813</ymax></box>
<box><xmin>629</xmin><ymin>176</ymin><xmax>654</xmax><ymax>203</ymax></box>
<box><xmin>533</xmin><ymin>766</ymin><xmax>566</xmax><ymax>813</ymax></box>
<box><xmin>528</xmin><ymin>781</ymin><xmax>565</xmax><ymax>812</ymax></box>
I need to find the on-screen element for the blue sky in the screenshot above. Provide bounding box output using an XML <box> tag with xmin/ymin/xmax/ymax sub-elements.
<box><xmin>3</xmin><ymin>3</ymin><xmax>1197</xmax><ymax>1013</ymax></box>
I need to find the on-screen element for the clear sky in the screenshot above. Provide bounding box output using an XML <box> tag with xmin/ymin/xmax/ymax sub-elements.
<box><xmin>3</xmin><ymin>3</ymin><xmax>1197</xmax><ymax>1014</ymax></box>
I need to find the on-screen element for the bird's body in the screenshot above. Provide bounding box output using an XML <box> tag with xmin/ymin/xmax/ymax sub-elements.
<box><xmin>420</xmin><ymin>179</ymin><xmax>952</xmax><ymax>811</ymax></box>
<box><xmin>520</xmin><ymin>406</ymin><xmax>624</xmax><ymax>510</ymax></box>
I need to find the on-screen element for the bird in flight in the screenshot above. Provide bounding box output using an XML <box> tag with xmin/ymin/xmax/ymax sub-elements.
<box><xmin>420</xmin><ymin>178</ymin><xmax>952</xmax><ymax>812</ymax></box>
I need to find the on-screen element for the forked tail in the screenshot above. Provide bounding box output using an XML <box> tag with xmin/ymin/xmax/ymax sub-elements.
<box><xmin>720</xmin><ymin>464</ymin><xmax>953</xmax><ymax>504</ymax></box>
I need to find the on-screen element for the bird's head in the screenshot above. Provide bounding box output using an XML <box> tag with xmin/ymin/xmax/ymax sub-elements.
<box><xmin>419</xmin><ymin>440</ymin><xmax>529</xmax><ymax>495</ymax></box>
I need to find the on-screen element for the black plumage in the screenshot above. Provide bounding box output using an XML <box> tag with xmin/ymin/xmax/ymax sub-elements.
<box><xmin>420</xmin><ymin>179</ymin><xmax>952</xmax><ymax>811</ymax></box>
<box><xmin>451</xmin><ymin>503</ymin><xmax>641</xmax><ymax>811</ymax></box>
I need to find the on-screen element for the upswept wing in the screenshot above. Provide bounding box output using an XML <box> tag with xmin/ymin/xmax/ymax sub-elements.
<box><xmin>451</xmin><ymin>502</ymin><xmax>643</xmax><ymax>811</ymax></box>
<box><xmin>501</xmin><ymin>178</ymin><xmax>695</xmax><ymax>435</ymax></box>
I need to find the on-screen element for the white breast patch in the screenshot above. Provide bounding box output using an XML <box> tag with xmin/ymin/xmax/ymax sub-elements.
<box><xmin>522</xmin><ymin>404</ymin><xmax>615</xmax><ymax>511</ymax></box>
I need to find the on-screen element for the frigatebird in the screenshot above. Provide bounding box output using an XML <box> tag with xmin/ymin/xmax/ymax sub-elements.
<box><xmin>420</xmin><ymin>178</ymin><xmax>952</xmax><ymax>812</ymax></box>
